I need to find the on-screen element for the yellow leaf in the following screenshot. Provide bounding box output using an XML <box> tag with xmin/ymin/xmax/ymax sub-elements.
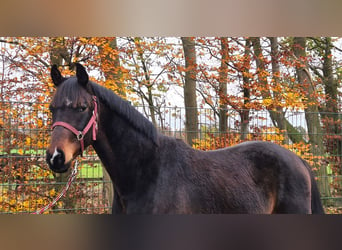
<box><xmin>49</xmin><ymin>189</ymin><xmax>56</xmax><ymax>197</ymax></box>
<box><xmin>25</xmin><ymin>137</ymin><xmax>31</xmax><ymax>145</ymax></box>
<box><xmin>262</xmin><ymin>98</ymin><xmax>273</xmax><ymax>107</ymax></box>
<box><xmin>37</xmin><ymin>119</ymin><xmax>43</xmax><ymax>128</ymax></box>
<box><xmin>23</xmin><ymin>201</ymin><xmax>30</xmax><ymax>208</ymax></box>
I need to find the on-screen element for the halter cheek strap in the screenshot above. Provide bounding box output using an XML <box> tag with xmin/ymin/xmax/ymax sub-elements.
<box><xmin>52</xmin><ymin>96</ymin><xmax>98</xmax><ymax>156</ymax></box>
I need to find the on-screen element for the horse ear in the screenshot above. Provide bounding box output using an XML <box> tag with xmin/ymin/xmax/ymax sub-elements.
<box><xmin>51</xmin><ymin>65</ymin><xmax>64</xmax><ymax>86</ymax></box>
<box><xmin>75</xmin><ymin>63</ymin><xmax>89</xmax><ymax>87</ymax></box>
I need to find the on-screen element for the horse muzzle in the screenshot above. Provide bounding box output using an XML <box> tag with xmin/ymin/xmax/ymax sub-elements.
<box><xmin>46</xmin><ymin>147</ymin><xmax>72</xmax><ymax>173</ymax></box>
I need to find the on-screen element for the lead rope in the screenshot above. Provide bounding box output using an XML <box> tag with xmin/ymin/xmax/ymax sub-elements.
<box><xmin>32</xmin><ymin>160</ymin><xmax>79</xmax><ymax>214</ymax></box>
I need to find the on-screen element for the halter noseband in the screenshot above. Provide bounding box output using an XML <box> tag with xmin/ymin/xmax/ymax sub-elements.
<box><xmin>51</xmin><ymin>96</ymin><xmax>98</xmax><ymax>156</ymax></box>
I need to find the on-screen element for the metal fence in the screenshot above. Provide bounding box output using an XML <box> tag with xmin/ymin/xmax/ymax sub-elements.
<box><xmin>1</xmin><ymin>101</ymin><xmax>342</xmax><ymax>213</ymax></box>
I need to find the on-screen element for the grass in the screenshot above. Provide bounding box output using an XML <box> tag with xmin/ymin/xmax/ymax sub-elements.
<box><xmin>78</xmin><ymin>162</ymin><xmax>103</xmax><ymax>179</ymax></box>
<box><xmin>1</xmin><ymin>148</ymin><xmax>104</xmax><ymax>180</ymax></box>
<box><xmin>29</xmin><ymin>162</ymin><xmax>104</xmax><ymax>180</ymax></box>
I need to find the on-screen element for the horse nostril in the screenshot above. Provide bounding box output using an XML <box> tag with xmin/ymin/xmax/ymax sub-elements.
<box><xmin>46</xmin><ymin>148</ymin><xmax>65</xmax><ymax>168</ymax></box>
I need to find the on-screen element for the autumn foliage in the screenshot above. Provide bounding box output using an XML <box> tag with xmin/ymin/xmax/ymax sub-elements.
<box><xmin>1</xmin><ymin>37</ymin><xmax>342</xmax><ymax>213</ymax></box>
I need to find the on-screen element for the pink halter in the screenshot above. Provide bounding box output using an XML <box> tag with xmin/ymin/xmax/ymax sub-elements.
<box><xmin>52</xmin><ymin>96</ymin><xmax>98</xmax><ymax>156</ymax></box>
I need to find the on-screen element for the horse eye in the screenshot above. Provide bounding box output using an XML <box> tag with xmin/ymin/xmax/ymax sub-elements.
<box><xmin>77</xmin><ymin>106</ymin><xmax>87</xmax><ymax>112</ymax></box>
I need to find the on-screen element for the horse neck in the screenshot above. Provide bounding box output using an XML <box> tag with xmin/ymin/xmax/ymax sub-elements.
<box><xmin>92</xmin><ymin>103</ymin><xmax>159</xmax><ymax>198</ymax></box>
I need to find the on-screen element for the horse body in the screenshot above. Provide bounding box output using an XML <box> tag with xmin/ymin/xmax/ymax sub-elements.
<box><xmin>46</xmin><ymin>63</ymin><xmax>324</xmax><ymax>214</ymax></box>
<box><xmin>99</xmin><ymin>132</ymin><xmax>312</xmax><ymax>214</ymax></box>
<box><xmin>93</xmin><ymin>103</ymin><xmax>317</xmax><ymax>213</ymax></box>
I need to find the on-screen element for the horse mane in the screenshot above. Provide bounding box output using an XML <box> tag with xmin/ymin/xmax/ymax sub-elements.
<box><xmin>89</xmin><ymin>81</ymin><xmax>158</xmax><ymax>145</ymax></box>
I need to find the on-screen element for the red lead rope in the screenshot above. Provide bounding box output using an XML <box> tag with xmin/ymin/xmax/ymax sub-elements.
<box><xmin>32</xmin><ymin>160</ymin><xmax>79</xmax><ymax>214</ymax></box>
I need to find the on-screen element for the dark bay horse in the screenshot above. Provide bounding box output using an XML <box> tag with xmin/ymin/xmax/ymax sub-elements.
<box><xmin>46</xmin><ymin>63</ymin><xmax>324</xmax><ymax>214</ymax></box>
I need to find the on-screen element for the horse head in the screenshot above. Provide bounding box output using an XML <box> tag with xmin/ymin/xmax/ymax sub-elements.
<box><xmin>46</xmin><ymin>63</ymin><xmax>98</xmax><ymax>173</ymax></box>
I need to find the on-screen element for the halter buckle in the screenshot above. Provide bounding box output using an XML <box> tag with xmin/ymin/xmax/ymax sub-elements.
<box><xmin>77</xmin><ymin>132</ymin><xmax>84</xmax><ymax>141</ymax></box>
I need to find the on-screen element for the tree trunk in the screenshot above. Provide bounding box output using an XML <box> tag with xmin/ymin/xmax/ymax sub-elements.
<box><xmin>293</xmin><ymin>37</ymin><xmax>328</xmax><ymax>197</ymax></box>
<box><xmin>218</xmin><ymin>37</ymin><xmax>228</xmax><ymax>134</ymax></box>
<box><xmin>102</xmin><ymin>168</ymin><xmax>114</xmax><ymax>213</ymax></box>
<box><xmin>135</xmin><ymin>37</ymin><xmax>158</xmax><ymax>127</ymax></box>
<box><xmin>50</xmin><ymin>37</ymin><xmax>69</xmax><ymax>67</ymax></box>
<box><xmin>181</xmin><ymin>37</ymin><xmax>198</xmax><ymax>146</ymax></box>
<box><xmin>147</xmin><ymin>86</ymin><xmax>157</xmax><ymax>127</ymax></box>
<box><xmin>98</xmin><ymin>38</ymin><xmax>126</xmax><ymax>98</ymax></box>
<box><xmin>321</xmin><ymin>37</ymin><xmax>341</xmax><ymax>174</ymax></box>
<box><xmin>269</xmin><ymin>37</ymin><xmax>289</xmax><ymax>144</ymax></box>
<box><xmin>111</xmin><ymin>38</ymin><xmax>125</xmax><ymax>97</ymax></box>
<box><xmin>293</xmin><ymin>37</ymin><xmax>324</xmax><ymax>151</ymax></box>
<box><xmin>251</xmin><ymin>37</ymin><xmax>303</xmax><ymax>144</ymax></box>
<box><xmin>240</xmin><ymin>38</ymin><xmax>252</xmax><ymax>140</ymax></box>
